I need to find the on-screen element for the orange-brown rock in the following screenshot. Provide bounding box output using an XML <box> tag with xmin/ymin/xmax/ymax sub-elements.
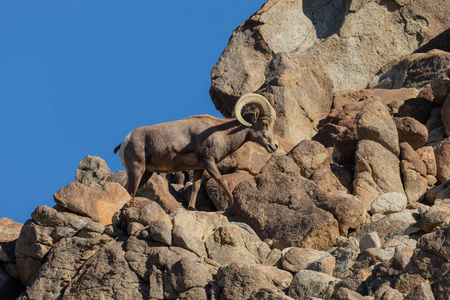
<box><xmin>54</xmin><ymin>181</ymin><xmax>130</xmax><ymax>226</ymax></box>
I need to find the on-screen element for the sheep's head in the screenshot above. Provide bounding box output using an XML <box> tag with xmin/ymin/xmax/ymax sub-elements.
<box><xmin>234</xmin><ymin>93</ymin><xmax>279</xmax><ymax>153</ymax></box>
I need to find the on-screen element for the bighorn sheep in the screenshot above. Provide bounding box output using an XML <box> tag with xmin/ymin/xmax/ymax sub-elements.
<box><xmin>114</xmin><ymin>93</ymin><xmax>278</xmax><ymax>210</ymax></box>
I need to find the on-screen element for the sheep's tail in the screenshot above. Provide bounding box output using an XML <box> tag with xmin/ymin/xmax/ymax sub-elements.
<box><xmin>113</xmin><ymin>144</ymin><xmax>121</xmax><ymax>154</ymax></box>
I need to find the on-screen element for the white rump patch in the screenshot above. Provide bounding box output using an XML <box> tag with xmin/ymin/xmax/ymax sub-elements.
<box><xmin>119</xmin><ymin>132</ymin><xmax>131</xmax><ymax>169</ymax></box>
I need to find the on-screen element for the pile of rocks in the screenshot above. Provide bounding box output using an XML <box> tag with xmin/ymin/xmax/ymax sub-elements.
<box><xmin>1</xmin><ymin>0</ymin><xmax>450</xmax><ymax>299</ymax></box>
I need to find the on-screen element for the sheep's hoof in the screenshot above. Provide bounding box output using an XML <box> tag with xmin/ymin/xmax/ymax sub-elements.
<box><xmin>187</xmin><ymin>206</ymin><xmax>197</xmax><ymax>211</ymax></box>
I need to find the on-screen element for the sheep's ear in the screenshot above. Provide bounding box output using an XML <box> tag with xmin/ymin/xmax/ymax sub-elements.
<box><xmin>249</xmin><ymin>109</ymin><xmax>259</xmax><ymax>124</ymax></box>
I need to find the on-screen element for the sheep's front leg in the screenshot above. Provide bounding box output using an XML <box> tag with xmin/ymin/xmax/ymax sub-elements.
<box><xmin>200</xmin><ymin>158</ymin><xmax>234</xmax><ymax>210</ymax></box>
<box><xmin>187</xmin><ymin>170</ymin><xmax>203</xmax><ymax>210</ymax></box>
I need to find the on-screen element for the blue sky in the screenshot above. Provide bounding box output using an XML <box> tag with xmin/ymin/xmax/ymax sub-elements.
<box><xmin>0</xmin><ymin>1</ymin><xmax>265</xmax><ymax>224</ymax></box>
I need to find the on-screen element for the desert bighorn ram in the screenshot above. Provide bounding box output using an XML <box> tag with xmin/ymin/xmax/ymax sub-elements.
<box><xmin>114</xmin><ymin>93</ymin><xmax>278</xmax><ymax>210</ymax></box>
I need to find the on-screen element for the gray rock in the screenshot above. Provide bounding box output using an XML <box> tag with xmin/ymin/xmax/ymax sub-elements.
<box><xmin>419</xmin><ymin>199</ymin><xmax>450</xmax><ymax>232</ymax></box>
<box><xmin>172</xmin><ymin>225</ymin><xmax>207</xmax><ymax>257</ymax></box>
<box><xmin>75</xmin><ymin>155</ymin><xmax>111</xmax><ymax>186</ymax></box>
<box><xmin>141</xmin><ymin>220</ymin><xmax>172</xmax><ymax>246</ymax></box>
<box><xmin>288</xmin><ymin>270</ymin><xmax>339</xmax><ymax>299</ymax></box>
<box><xmin>371</xmin><ymin>193</ymin><xmax>407</xmax><ymax>215</ymax></box>
<box><xmin>205</xmin><ymin>222</ymin><xmax>270</xmax><ymax>265</ymax></box>
<box><xmin>373</xmin><ymin>283</ymin><xmax>403</xmax><ymax>300</ymax></box>
<box><xmin>404</xmin><ymin>282</ymin><xmax>436</xmax><ymax>300</ymax></box>
<box><xmin>249</xmin><ymin>288</ymin><xmax>294</xmax><ymax>300</ymax></box>
<box><xmin>351</xmin><ymin>210</ymin><xmax>417</xmax><ymax>241</ymax></box>
<box><xmin>360</xmin><ymin>232</ymin><xmax>382</xmax><ymax>253</ymax></box>
<box><xmin>51</xmin><ymin>226</ymin><xmax>76</xmax><ymax>241</ymax></box>
<box><xmin>169</xmin><ymin>259</ymin><xmax>212</xmax><ymax>294</ymax></box>
<box><xmin>281</xmin><ymin>247</ymin><xmax>335</xmax><ymax>275</ymax></box>
<box><xmin>435</xmin><ymin>137</ymin><xmax>450</xmax><ymax>184</ymax></box>
<box><xmin>330</xmin><ymin>247</ymin><xmax>359</xmax><ymax>279</ymax></box>
<box><xmin>218</xmin><ymin>262</ymin><xmax>293</xmax><ymax>300</ymax></box>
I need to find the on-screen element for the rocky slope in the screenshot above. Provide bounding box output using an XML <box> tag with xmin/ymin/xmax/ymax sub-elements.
<box><xmin>1</xmin><ymin>1</ymin><xmax>450</xmax><ymax>299</ymax></box>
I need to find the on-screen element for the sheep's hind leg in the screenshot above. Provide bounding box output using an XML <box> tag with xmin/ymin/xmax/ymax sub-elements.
<box><xmin>187</xmin><ymin>170</ymin><xmax>203</xmax><ymax>210</ymax></box>
<box><xmin>126</xmin><ymin>161</ymin><xmax>146</xmax><ymax>198</ymax></box>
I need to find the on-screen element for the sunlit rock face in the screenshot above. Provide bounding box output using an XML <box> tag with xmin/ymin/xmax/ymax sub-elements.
<box><xmin>210</xmin><ymin>0</ymin><xmax>450</xmax><ymax>143</ymax></box>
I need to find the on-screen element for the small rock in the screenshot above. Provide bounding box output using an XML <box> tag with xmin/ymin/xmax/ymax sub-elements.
<box><xmin>281</xmin><ymin>247</ymin><xmax>335</xmax><ymax>275</ymax></box>
<box><xmin>435</xmin><ymin>137</ymin><xmax>450</xmax><ymax>183</ymax></box>
<box><xmin>141</xmin><ymin>220</ymin><xmax>172</xmax><ymax>245</ymax></box>
<box><xmin>394</xmin><ymin>117</ymin><xmax>428</xmax><ymax>149</ymax></box>
<box><xmin>353</xmin><ymin>140</ymin><xmax>404</xmax><ymax>210</ymax></box>
<box><xmin>351</xmin><ymin>209</ymin><xmax>417</xmax><ymax>241</ymax></box>
<box><xmin>249</xmin><ymin>288</ymin><xmax>295</xmax><ymax>300</ymax></box>
<box><xmin>54</xmin><ymin>181</ymin><xmax>131</xmax><ymax>226</ymax></box>
<box><xmin>172</xmin><ymin>225</ymin><xmax>207</xmax><ymax>257</ymax></box>
<box><xmin>330</xmin><ymin>247</ymin><xmax>359</xmax><ymax>279</ymax></box>
<box><xmin>286</xmin><ymin>140</ymin><xmax>329</xmax><ymax>178</ymax></box>
<box><xmin>431</xmin><ymin>77</ymin><xmax>450</xmax><ymax>105</ymax></box>
<box><xmin>332</xmin><ymin>287</ymin><xmax>372</xmax><ymax>300</ymax></box>
<box><xmin>259</xmin><ymin>154</ymin><xmax>301</xmax><ymax>174</ymax></box>
<box><xmin>442</xmin><ymin>94</ymin><xmax>450</xmax><ymax>136</ymax></box>
<box><xmin>370</xmin><ymin>192</ymin><xmax>407</xmax><ymax>215</ymax></box>
<box><xmin>218</xmin><ymin>262</ymin><xmax>293</xmax><ymax>300</ymax></box>
<box><xmin>121</xmin><ymin>197</ymin><xmax>172</xmax><ymax>227</ymax></box>
<box><xmin>127</xmin><ymin>222</ymin><xmax>145</xmax><ymax>236</ymax></box>
<box><xmin>359</xmin><ymin>232</ymin><xmax>382</xmax><ymax>253</ymax></box>
<box><xmin>374</xmin><ymin>283</ymin><xmax>403</xmax><ymax>300</ymax></box>
<box><xmin>75</xmin><ymin>155</ymin><xmax>111</xmax><ymax>186</ymax></box>
<box><xmin>51</xmin><ymin>226</ymin><xmax>76</xmax><ymax>240</ymax></box>
<box><xmin>418</xmin><ymin>199</ymin><xmax>450</xmax><ymax>232</ymax></box>
<box><xmin>0</xmin><ymin>218</ymin><xmax>22</xmax><ymax>244</ymax></box>
<box><xmin>205</xmin><ymin>172</ymin><xmax>253</xmax><ymax>211</ymax></box>
<box><xmin>416</xmin><ymin>146</ymin><xmax>437</xmax><ymax>176</ymax></box>
<box><xmin>356</xmin><ymin>101</ymin><xmax>400</xmax><ymax>156</ymax></box>
<box><xmin>404</xmin><ymin>282</ymin><xmax>436</xmax><ymax>300</ymax></box>
<box><xmin>288</xmin><ymin>269</ymin><xmax>339</xmax><ymax>300</ymax></box>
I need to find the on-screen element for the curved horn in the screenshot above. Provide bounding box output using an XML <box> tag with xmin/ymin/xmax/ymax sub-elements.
<box><xmin>234</xmin><ymin>93</ymin><xmax>276</xmax><ymax>127</ymax></box>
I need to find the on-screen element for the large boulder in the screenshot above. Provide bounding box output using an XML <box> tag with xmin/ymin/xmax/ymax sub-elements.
<box><xmin>211</xmin><ymin>0</ymin><xmax>450</xmax><ymax>142</ymax></box>
<box><xmin>233</xmin><ymin>172</ymin><xmax>365</xmax><ymax>250</ymax></box>
<box><xmin>234</xmin><ymin>172</ymin><xmax>339</xmax><ymax>250</ymax></box>
<box><xmin>256</xmin><ymin>53</ymin><xmax>334</xmax><ymax>143</ymax></box>
<box><xmin>326</xmin><ymin>88</ymin><xmax>419</xmax><ymax>125</ymax></box>
<box><xmin>217</xmin><ymin>138</ymin><xmax>293</xmax><ymax>175</ymax></box>
<box><xmin>369</xmin><ymin>49</ymin><xmax>450</xmax><ymax>89</ymax></box>
<box><xmin>54</xmin><ymin>181</ymin><xmax>130</xmax><ymax>226</ymax></box>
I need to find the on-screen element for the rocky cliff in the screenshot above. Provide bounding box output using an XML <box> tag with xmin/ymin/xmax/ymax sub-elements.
<box><xmin>1</xmin><ymin>1</ymin><xmax>450</xmax><ymax>299</ymax></box>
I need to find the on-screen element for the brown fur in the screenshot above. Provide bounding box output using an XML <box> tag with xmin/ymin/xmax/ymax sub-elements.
<box><xmin>115</xmin><ymin>114</ymin><xmax>278</xmax><ymax>210</ymax></box>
